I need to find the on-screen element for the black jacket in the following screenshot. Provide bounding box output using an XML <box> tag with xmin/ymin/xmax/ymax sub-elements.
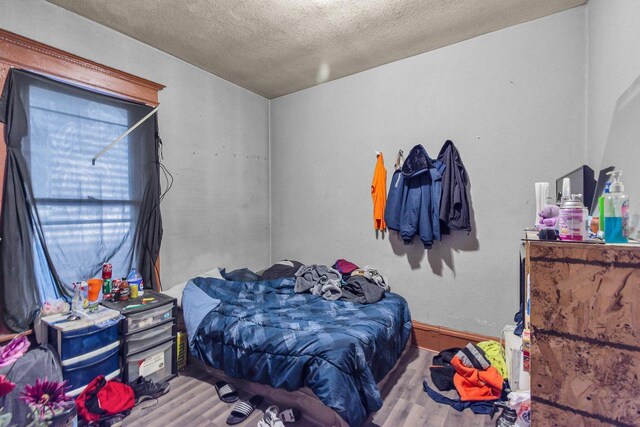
<box><xmin>437</xmin><ymin>140</ymin><xmax>471</xmax><ymax>234</ymax></box>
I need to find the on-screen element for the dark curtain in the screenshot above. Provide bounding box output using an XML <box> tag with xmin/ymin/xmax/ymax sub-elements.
<box><xmin>0</xmin><ymin>69</ymin><xmax>162</xmax><ymax>332</ymax></box>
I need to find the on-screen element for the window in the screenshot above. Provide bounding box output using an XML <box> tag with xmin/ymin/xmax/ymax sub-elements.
<box><xmin>28</xmin><ymin>83</ymin><xmax>138</xmax><ymax>292</ymax></box>
<box><xmin>1</xmin><ymin>68</ymin><xmax>163</xmax><ymax>332</ymax></box>
<box><xmin>0</xmin><ymin>29</ymin><xmax>164</xmax><ymax>333</ymax></box>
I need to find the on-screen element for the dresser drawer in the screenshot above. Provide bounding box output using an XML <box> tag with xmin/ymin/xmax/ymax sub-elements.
<box><xmin>125</xmin><ymin>321</ymin><xmax>174</xmax><ymax>356</ymax></box>
<box><xmin>49</xmin><ymin>322</ymin><xmax>119</xmax><ymax>362</ymax></box>
<box><xmin>125</xmin><ymin>338</ymin><xmax>174</xmax><ymax>383</ymax></box>
<box><xmin>126</xmin><ymin>303</ymin><xmax>173</xmax><ymax>333</ymax></box>
<box><xmin>63</xmin><ymin>343</ymin><xmax>120</xmax><ymax>396</ymax></box>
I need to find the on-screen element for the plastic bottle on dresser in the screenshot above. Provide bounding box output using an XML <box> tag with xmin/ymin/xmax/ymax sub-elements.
<box><xmin>126</xmin><ymin>267</ymin><xmax>144</xmax><ymax>297</ymax></box>
<box><xmin>558</xmin><ymin>194</ymin><xmax>587</xmax><ymax>241</ymax></box>
<box><xmin>603</xmin><ymin>171</ymin><xmax>629</xmax><ymax>243</ymax></box>
<box><xmin>597</xmin><ymin>181</ymin><xmax>611</xmax><ymax>238</ymax></box>
<box><xmin>71</xmin><ymin>282</ymin><xmax>83</xmax><ymax>313</ymax></box>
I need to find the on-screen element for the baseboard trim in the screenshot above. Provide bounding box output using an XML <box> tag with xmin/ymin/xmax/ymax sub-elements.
<box><xmin>411</xmin><ymin>320</ymin><xmax>499</xmax><ymax>352</ymax></box>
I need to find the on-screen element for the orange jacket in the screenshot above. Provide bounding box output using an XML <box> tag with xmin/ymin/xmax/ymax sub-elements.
<box><xmin>371</xmin><ymin>153</ymin><xmax>387</xmax><ymax>230</ymax></box>
<box><xmin>451</xmin><ymin>353</ymin><xmax>503</xmax><ymax>401</ymax></box>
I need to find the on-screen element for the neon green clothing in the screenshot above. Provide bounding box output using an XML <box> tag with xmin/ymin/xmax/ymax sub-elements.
<box><xmin>477</xmin><ymin>340</ymin><xmax>508</xmax><ymax>379</ymax></box>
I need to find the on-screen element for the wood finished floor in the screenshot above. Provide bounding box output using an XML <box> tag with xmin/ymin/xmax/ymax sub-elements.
<box><xmin>124</xmin><ymin>347</ymin><xmax>494</xmax><ymax>427</ymax></box>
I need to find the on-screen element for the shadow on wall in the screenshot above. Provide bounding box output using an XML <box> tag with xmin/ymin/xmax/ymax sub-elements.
<box><xmin>388</xmin><ymin>180</ymin><xmax>479</xmax><ymax>275</ymax></box>
<box><xmin>600</xmin><ymin>73</ymin><xmax>640</xmax><ymax>240</ymax></box>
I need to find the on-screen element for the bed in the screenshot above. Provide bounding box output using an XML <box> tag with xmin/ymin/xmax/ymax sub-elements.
<box><xmin>181</xmin><ymin>275</ymin><xmax>412</xmax><ymax>427</ymax></box>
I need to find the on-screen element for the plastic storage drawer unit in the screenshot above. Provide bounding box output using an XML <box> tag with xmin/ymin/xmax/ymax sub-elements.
<box><xmin>126</xmin><ymin>339</ymin><xmax>174</xmax><ymax>384</ymax></box>
<box><xmin>101</xmin><ymin>290</ymin><xmax>178</xmax><ymax>383</ymax></box>
<box><xmin>63</xmin><ymin>343</ymin><xmax>120</xmax><ymax>396</ymax></box>
<box><xmin>126</xmin><ymin>322</ymin><xmax>173</xmax><ymax>355</ymax></box>
<box><xmin>48</xmin><ymin>322</ymin><xmax>119</xmax><ymax>362</ymax></box>
<box><xmin>127</xmin><ymin>304</ymin><xmax>173</xmax><ymax>333</ymax></box>
<box><xmin>44</xmin><ymin>306</ymin><xmax>121</xmax><ymax>363</ymax></box>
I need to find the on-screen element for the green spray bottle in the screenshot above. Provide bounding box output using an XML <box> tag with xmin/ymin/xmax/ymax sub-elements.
<box><xmin>597</xmin><ymin>181</ymin><xmax>610</xmax><ymax>237</ymax></box>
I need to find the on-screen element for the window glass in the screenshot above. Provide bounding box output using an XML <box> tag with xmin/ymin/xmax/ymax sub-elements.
<box><xmin>27</xmin><ymin>84</ymin><xmax>138</xmax><ymax>290</ymax></box>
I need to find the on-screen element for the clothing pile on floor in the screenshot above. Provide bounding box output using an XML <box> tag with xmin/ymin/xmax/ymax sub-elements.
<box><xmin>423</xmin><ymin>342</ymin><xmax>507</xmax><ymax>415</ymax></box>
<box><xmin>76</xmin><ymin>376</ymin><xmax>135</xmax><ymax>425</ymax></box>
<box><xmin>76</xmin><ymin>375</ymin><xmax>170</xmax><ymax>425</ymax></box>
<box><xmin>383</xmin><ymin>140</ymin><xmax>471</xmax><ymax>248</ymax></box>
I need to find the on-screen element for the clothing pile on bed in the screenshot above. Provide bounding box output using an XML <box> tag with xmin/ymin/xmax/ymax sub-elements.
<box><xmin>293</xmin><ymin>260</ymin><xmax>390</xmax><ymax>304</ymax></box>
<box><xmin>163</xmin><ymin>259</ymin><xmax>391</xmax><ymax>308</ymax></box>
<box><xmin>216</xmin><ymin>259</ymin><xmax>392</xmax><ymax>305</ymax></box>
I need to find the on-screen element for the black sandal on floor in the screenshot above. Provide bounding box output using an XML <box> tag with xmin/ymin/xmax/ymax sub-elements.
<box><xmin>278</xmin><ymin>407</ymin><xmax>302</xmax><ymax>423</ymax></box>
<box><xmin>226</xmin><ymin>395</ymin><xmax>263</xmax><ymax>425</ymax></box>
<box><xmin>215</xmin><ymin>381</ymin><xmax>239</xmax><ymax>403</ymax></box>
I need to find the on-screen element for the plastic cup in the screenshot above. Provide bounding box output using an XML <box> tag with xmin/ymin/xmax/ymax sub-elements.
<box><xmin>87</xmin><ymin>278</ymin><xmax>103</xmax><ymax>303</ymax></box>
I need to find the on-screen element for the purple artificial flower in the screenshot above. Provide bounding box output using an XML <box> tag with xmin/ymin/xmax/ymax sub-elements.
<box><xmin>0</xmin><ymin>335</ymin><xmax>30</xmax><ymax>368</ymax></box>
<box><xmin>19</xmin><ymin>378</ymin><xmax>71</xmax><ymax>420</ymax></box>
<box><xmin>0</xmin><ymin>375</ymin><xmax>16</xmax><ymax>397</ymax></box>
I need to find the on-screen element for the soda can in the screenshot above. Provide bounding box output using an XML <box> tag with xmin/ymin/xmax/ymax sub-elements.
<box><xmin>103</xmin><ymin>278</ymin><xmax>112</xmax><ymax>295</ymax></box>
<box><xmin>129</xmin><ymin>283</ymin><xmax>138</xmax><ymax>299</ymax></box>
<box><xmin>102</xmin><ymin>263</ymin><xmax>113</xmax><ymax>280</ymax></box>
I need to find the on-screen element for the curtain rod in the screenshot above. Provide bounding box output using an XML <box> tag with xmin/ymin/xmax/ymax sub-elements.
<box><xmin>92</xmin><ymin>106</ymin><xmax>159</xmax><ymax>165</ymax></box>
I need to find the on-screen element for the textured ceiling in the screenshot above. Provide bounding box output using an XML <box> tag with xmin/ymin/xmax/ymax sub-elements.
<box><xmin>46</xmin><ymin>0</ymin><xmax>586</xmax><ymax>99</ymax></box>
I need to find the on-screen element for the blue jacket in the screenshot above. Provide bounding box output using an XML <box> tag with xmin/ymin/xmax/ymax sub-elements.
<box><xmin>384</xmin><ymin>169</ymin><xmax>405</xmax><ymax>231</ymax></box>
<box><xmin>399</xmin><ymin>145</ymin><xmax>444</xmax><ymax>248</ymax></box>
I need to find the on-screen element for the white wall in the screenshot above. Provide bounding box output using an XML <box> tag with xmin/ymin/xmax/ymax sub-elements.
<box><xmin>0</xmin><ymin>0</ymin><xmax>271</xmax><ymax>288</ymax></box>
<box><xmin>270</xmin><ymin>8</ymin><xmax>587</xmax><ymax>336</ymax></box>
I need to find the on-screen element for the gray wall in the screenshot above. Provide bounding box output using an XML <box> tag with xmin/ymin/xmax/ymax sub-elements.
<box><xmin>586</xmin><ymin>0</ymin><xmax>640</xmax><ymax>171</ymax></box>
<box><xmin>586</xmin><ymin>0</ymin><xmax>640</xmax><ymax>239</ymax></box>
<box><xmin>3</xmin><ymin>1</ymin><xmax>599</xmax><ymax>336</ymax></box>
<box><xmin>270</xmin><ymin>8</ymin><xmax>587</xmax><ymax>336</ymax></box>
<box><xmin>0</xmin><ymin>0</ymin><xmax>271</xmax><ymax>288</ymax></box>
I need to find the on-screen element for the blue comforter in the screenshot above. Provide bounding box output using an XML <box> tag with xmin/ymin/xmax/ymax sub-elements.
<box><xmin>183</xmin><ymin>277</ymin><xmax>411</xmax><ymax>426</ymax></box>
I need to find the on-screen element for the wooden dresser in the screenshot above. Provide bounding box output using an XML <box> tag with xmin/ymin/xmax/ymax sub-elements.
<box><xmin>527</xmin><ymin>241</ymin><xmax>640</xmax><ymax>426</ymax></box>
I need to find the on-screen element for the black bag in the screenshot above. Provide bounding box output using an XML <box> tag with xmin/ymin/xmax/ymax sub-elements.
<box><xmin>0</xmin><ymin>345</ymin><xmax>64</xmax><ymax>426</ymax></box>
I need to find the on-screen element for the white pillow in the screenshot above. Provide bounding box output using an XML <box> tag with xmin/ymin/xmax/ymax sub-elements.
<box><xmin>162</xmin><ymin>267</ymin><xmax>224</xmax><ymax>307</ymax></box>
<box><xmin>199</xmin><ymin>268</ymin><xmax>225</xmax><ymax>279</ymax></box>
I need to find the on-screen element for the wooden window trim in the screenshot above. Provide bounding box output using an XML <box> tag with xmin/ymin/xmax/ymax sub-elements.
<box><xmin>0</xmin><ymin>27</ymin><xmax>165</xmax><ymax>203</ymax></box>
<box><xmin>0</xmin><ymin>29</ymin><xmax>164</xmax><ymax>310</ymax></box>
<box><xmin>0</xmin><ymin>29</ymin><xmax>164</xmax><ymax>106</ymax></box>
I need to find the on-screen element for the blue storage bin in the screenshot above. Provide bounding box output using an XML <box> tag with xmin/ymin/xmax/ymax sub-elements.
<box><xmin>49</xmin><ymin>322</ymin><xmax>119</xmax><ymax>361</ymax></box>
<box><xmin>44</xmin><ymin>306</ymin><xmax>121</xmax><ymax>362</ymax></box>
<box><xmin>63</xmin><ymin>343</ymin><xmax>120</xmax><ymax>393</ymax></box>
